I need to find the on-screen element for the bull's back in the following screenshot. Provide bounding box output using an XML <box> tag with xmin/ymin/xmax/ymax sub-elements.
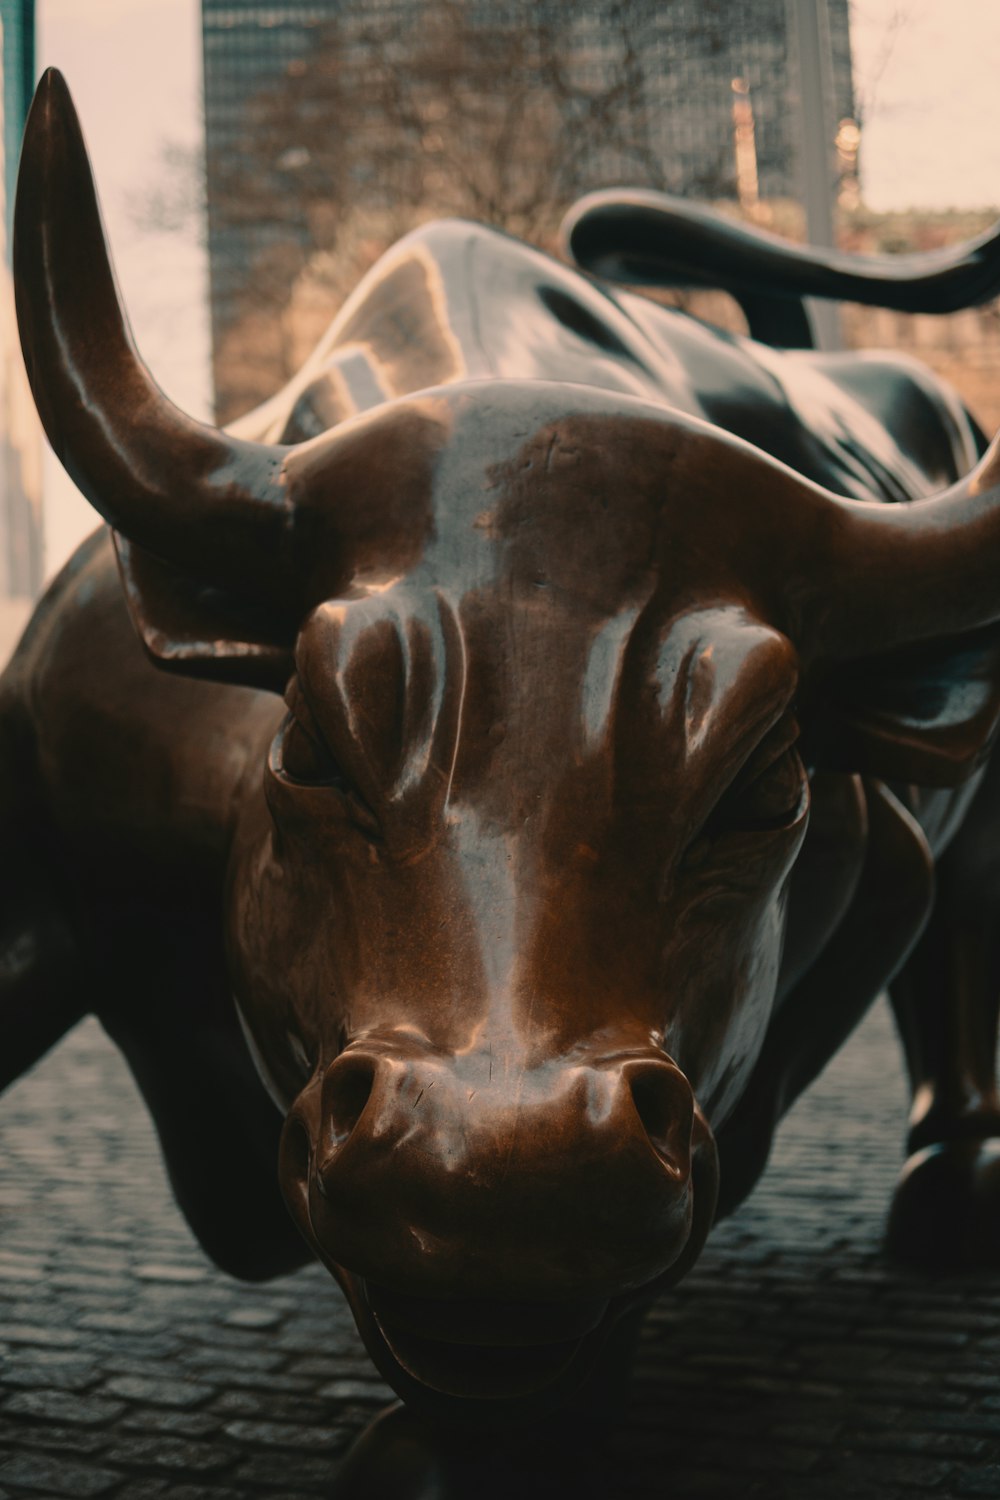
<box><xmin>245</xmin><ymin>218</ymin><xmax>979</xmax><ymax>502</ymax></box>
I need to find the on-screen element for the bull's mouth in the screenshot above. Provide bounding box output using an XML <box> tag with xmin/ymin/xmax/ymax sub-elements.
<box><xmin>363</xmin><ymin>1283</ymin><xmax>609</xmax><ymax>1400</ymax></box>
<box><xmin>284</xmin><ymin>1095</ymin><xmax>720</xmax><ymax>1419</ymax></box>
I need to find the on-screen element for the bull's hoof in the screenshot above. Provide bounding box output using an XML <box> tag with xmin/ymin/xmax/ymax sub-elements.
<box><xmin>887</xmin><ymin>1139</ymin><xmax>1000</xmax><ymax>1268</ymax></box>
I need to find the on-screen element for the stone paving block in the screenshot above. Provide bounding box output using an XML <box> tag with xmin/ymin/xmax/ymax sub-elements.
<box><xmin>921</xmin><ymin>1410</ymin><xmax>1000</xmax><ymax>1438</ymax></box>
<box><xmin>848</xmin><ymin>1403</ymin><xmax>906</xmax><ymax>1429</ymax></box>
<box><xmin>207</xmin><ymin>1391</ymin><xmax>262</xmax><ymax>1417</ymax></box>
<box><xmin>0</xmin><ymin>1263</ymin><xmax>44</xmax><ymax>1285</ymax></box>
<box><xmin>77</xmin><ymin>1311</ymin><xmax>168</xmax><ymax>1336</ymax></box>
<box><xmin>220</xmin><ymin>1418</ymin><xmax>345</xmax><ymax>1452</ymax></box>
<box><xmin>133</xmin><ymin>1264</ymin><xmax>209</xmax><ymax>1284</ymax></box>
<box><xmin>638</xmin><ymin>1468</ymin><xmax>758</xmax><ymax>1498</ymax></box>
<box><xmin>176</xmin><ymin>1346</ymin><xmax>284</xmax><ymax>1375</ymax></box>
<box><xmin>317</xmin><ymin>1377</ymin><xmax>394</xmax><ymax>1402</ymax></box>
<box><xmin>954</xmin><ymin>1465</ymin><xmax>1000</xmax><ymax>1495</ymax></box>
<box><xmin>0</xmin><ymin>1417</ymin><xmax>112</xmax><ymax>1456</ymax></box>
<box><xmin>222</xmin><ymin>1307</ymin><xmax>284</xmax><ymax>1330</ymax></box>
<box><xmin>797</xmin><ymin>1479</ymin><xmax>906</xmax><ymax>1500</ymax></box>
<box><xmin>726</xmin><ymin>1442</ymin><xmax>822</xmax><ymax>1475</ymax></box>
<box><xmin>946</xmin><ymin>1372</ymin><xmax>1000</xmax><ymax>1391</ymax></box>
<box><xmin>162</xmin><ymin>1489</ymin><xmax>257</xmax><ymax>1500</ymax></box>
<box><xmin>770</xmin><ymin>1420</ymin><xmax>846</xmax><ymax>1445</ymax></box>
<box><xmin>3</xmin><ymin>1389</ymin><xmax>126</xmax><ymax>1426</ymax></box>
<box><xmin>0</xmin><ymin>1453</ymin><xmax>119</xmax><ymax>1496</ymax></box>
<box><xmin>837</xmin><ymin>1452</ymin><xmax>957</xmax><ymax>1488</ymax></box>
<box><xmin>856</xmin><ymin>1325</ymin><xmax>972</xmax><ymax>1352</ymax></box>
<box><xmin>0</xmin><ymin>1325</ymin><xmax>78</xmax><ymax>1350</ymax></box>
<box><xmin>103</xmin><ymin>1375</ymin><xmax>216</xmax><ymax>1409</ymax></box>
<box><xmin>99</xmin><ymin>1434</ymin><xmax>236</xmax><ymax>1476</ymax></box>
<box><xmin>232</xmin><ymin>1454</ymin><xmax>341</xmax><ymax>1490</ymax></box>
<box><xmin>850</xmin><ymin>1429</ymin><xmax>992</xmax><ymax>1460</ymax></box>
<box><xmin>287</xmin><ymin>1355</ymin><xmax>365</xmax><ymax>1380</ymax></box>
<box><xmin>80</xmin><ymin>1334</ymin><xmax>184</xmax><ymax>1364</ymax></box>
<box><xmin>1</xmin><ymin>1360</ymin><xmax>100</xmax><ymax>1393</ymax></box>
<box><xmin>119</xmin><ymin>1408</ymin><xmax>222</xmax><ymax>1438</ymax></box>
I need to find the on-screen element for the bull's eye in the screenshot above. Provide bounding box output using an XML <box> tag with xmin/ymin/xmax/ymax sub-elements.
<box><xmin>722</xmin><ymin>744</ymin><xmax>806</xmax><ymax>830</ymax></box>
<box><xmin>703</xmin><ymin>718</ymin><xmax>807</xmax><ymax>838</ymax></box>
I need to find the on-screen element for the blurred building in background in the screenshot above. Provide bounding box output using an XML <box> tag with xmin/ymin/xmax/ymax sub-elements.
<box><xmin>0</xmin><ymin>0</ymin><xmax>41</xmax><ymax>609</ymax></box>
<box><xmin>203</xmin><ymin>0</ymin><xmax>341</xmax><ymax>364</ymax></box>
<box><xmin>201</xmin><ymin>0</ymin><xmax>854</xmax><ymax>419</ymax></box>
<box><xmin>1</xmin><ymin>0</ymin><xmax>32</xmax><ymax>247</ymax></box>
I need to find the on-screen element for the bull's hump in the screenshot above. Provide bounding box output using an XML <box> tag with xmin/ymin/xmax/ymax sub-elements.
<box><xmin>277</xmin><ymin>221</ymin><xmax>706</xmax><ymax>441</ymax></box>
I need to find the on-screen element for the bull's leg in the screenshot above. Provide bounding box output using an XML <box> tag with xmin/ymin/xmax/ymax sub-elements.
<box><xmin>886</xmin><ymin>756</ymin><xmax>1000</xmax><ymax>1266</ymax></box>
<box><xmin>0</xmin><ymin>690</ymin><xmax>88</xmax><ymax>1093</ymax></box>
<box><xmin>95</xmin><ymin>901</ymin><xmax>312</xmax><ymax>1283</ymax></box>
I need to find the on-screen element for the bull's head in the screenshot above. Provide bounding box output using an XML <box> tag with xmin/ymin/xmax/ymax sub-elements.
<box><xmin>17</xmin><ymin>72</ymin><xmax>1000</xmax><ymax>1420</ymax></box>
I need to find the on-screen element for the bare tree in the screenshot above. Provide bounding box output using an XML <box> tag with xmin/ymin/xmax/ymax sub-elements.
<box><xmin>143</xmin><ymin>0</ymin><xmax>793</xmax><ymax>417</ymax></box>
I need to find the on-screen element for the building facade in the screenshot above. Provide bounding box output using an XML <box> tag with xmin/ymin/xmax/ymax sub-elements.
<box><xmin>202</xmin><ymin>0</ymin><xmax>854</xmax><ymax>414</ymax></box>
<box><xmin>203</xmin><ymin>2</ymin><xmax>344</xmax><ymax>358</ymax></box>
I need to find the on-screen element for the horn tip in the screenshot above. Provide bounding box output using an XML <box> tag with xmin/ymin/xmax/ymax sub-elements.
<box><xmin>26</xmin><ymin>68</ymin><xmax>76</xmax><ymax>140</ymax></box>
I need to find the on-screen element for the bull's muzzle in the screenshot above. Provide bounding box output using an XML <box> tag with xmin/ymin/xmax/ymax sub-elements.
<box><xmin>280</xmin><ymin>1033</ymin><xmax>713</xmax><ymax>1305</ymax></box>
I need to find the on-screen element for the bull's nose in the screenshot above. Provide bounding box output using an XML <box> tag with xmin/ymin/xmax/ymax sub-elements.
<box><xmin>320</xmin><ymin>1050</ymin><xmax>378</xmax><ymax>1153</ymax></box>
<box><xmin>281</xmin><ymin>1037</ymin><xmax>704</xmax><ymax>1301</ymax></box>
<box><xmin>317</xmin><ymin>1044</ymin><xmax>695</xmax><ymax>1178</ymax></box>
<box><xmin>620</xmin><ymin>1055</ymin><xmax>695</xmax><ymax>1182</ymax></box>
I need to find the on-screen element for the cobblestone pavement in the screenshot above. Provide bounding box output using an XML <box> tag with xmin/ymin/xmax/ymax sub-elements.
<box><xmin>1</xmin><ymin>1001</ymin><xmax>998</xmax><ymax>1499</ymax></box>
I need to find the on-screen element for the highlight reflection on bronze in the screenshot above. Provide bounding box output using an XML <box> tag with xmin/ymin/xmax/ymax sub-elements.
<box><xmin>7</xmin><ymin>70</ymin><xmax>1000</xmax><ymax>1475</ymax></box>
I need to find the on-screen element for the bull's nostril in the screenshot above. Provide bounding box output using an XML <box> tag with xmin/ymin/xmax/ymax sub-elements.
<box><xmin>326</xmin><ymin>1055</ymin><xmax>377</xmax><ymax>1146</ymax></box>
<box><xmin>628</xmin><ymin>1066</ymin><xmax>694</xmax><ymax>1177</ymax></box>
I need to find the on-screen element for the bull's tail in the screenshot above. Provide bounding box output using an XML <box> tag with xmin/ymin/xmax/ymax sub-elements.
<box><xmin>560</xmin><ymin>188</ymin><xmax>1000</xmax><ymax>350</ymax></box>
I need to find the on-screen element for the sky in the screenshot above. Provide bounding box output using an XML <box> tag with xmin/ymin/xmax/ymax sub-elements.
<box><xmin>37</xmin><ymin>0</ymin><xmax>209</xmax><ymax>571</ymax></box>
<box><xmin>851</xmin><ymin>1</ymin><xmax>1000</xmax><ymax>212</ymax></box>
<box><xmin>29</xmin><ymin>0</ymin><xmax>1000</xmax><ymax>576</ymax></box>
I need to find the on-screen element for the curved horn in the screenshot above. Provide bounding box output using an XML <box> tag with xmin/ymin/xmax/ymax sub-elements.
<box><xmin>797</xmin><ymin>434</ymin><xmax>1000</xmax><ymax>661</ymax></box>
<box><xmin>14</xmin><ymin>70</ymin><xmax>293</xmax><ymax>606</ymax></box>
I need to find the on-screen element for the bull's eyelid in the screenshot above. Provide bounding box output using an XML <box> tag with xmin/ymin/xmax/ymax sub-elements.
<box><xmin>726</xmin><ymin>745</ymin><xmax>808</xmax><ymax>830</ymax></box>
<box><xmin>270</xmin><ymin>708</ymin><xmax>384</xmax><ymax>841</ymax></box>
<box><xmin>691</xmin><ymin>714</ymin><xmax>806</xmax><ymax>845</ymax></box>
<box><xmin>727</xmin><ymin>712</ymin><xmax>801</xmax><ymax>797</ymax></box>
<box><xmin>272</xmin><ymin>694</ymin><xmax>349</xmax><ymax>792</ymax></box>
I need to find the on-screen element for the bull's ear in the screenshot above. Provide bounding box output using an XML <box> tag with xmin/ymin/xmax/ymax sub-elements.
<box><xmin>114</xmin><ymin>536</ymin><xmax>295</xmax><ymax>693</ymax></box>
<box><xmin>808</xmin><ymin>626</ymin><xmax>1000</xmax><ymax>786</ymax></box>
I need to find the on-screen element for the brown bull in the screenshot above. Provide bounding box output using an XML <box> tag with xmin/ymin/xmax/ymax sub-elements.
<box><xmin>6</xmin><ymin>71</ymin><xmax>1000</xmax><ymax>1472</ymax></box>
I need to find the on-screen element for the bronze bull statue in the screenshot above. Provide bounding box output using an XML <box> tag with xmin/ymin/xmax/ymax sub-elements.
<box><xmin>6</xmin><ymin>70</ymin><xmax>1000</xmax><ymax>1485</ymax></box>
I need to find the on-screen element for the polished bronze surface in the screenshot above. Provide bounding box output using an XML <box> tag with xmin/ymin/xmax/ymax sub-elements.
<box><xmin>7</xmin><ymin>69</ymin><xmax>1000</xmax><ymax>1476</ymax></box>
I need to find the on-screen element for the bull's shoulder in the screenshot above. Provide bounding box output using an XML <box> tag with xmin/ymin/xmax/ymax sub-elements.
<box><xmin>6</xmin><ymin>531</ymin><xmax>280</xmax><ymax>887</ymax></box>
